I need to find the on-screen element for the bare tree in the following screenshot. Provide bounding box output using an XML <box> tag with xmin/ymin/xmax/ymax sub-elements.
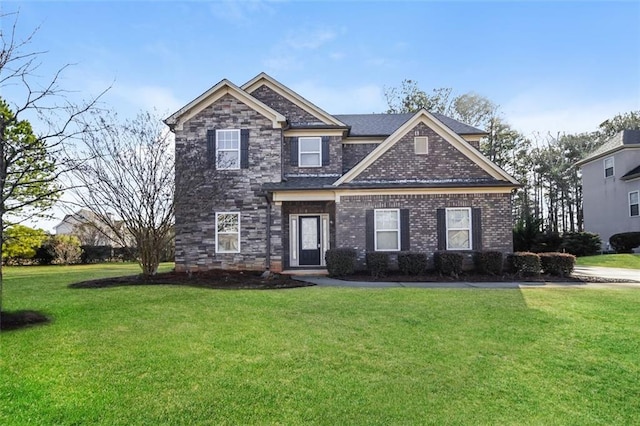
<box><xmin>68</xmin><ymin>108</ymin><xmax>228</xmax><ymax>276</ymax></box>
<box><xmin>0</xmin><ymin>11</ymin><xmax>107</xmax><ymax>318</ymax></box>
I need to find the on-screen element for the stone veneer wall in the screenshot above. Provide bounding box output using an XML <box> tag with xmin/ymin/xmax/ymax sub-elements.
<box><xmin>174</xmin><ymin>93</ymin><xmax>282</xmax><ymax>272</ymax></box>
<box><xmin>335</xmin><ymin>192</ymin><xmax>513</xmax><ymax>269</ymax></box>
<box><xmin>357</xmin><ymin>123</ymin><xmax>491</xmax><ymax>181</ymax></box>
<box><xmin>342</xmin><ymin>143</ymin><xmax>379</xmax><ymax>173</ymax></box>
<box><xmin>249</xmin><ymin>85</ymin><xmax>323</xmax><ymax>125</ymax></box>
<box><xmin>283</xmin><ymin>136</ymin><xmax>343</xmax><ymax>176</ymax></box>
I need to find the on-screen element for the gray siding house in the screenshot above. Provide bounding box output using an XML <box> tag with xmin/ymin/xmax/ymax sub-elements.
<box><xmin>165</xmin><ymin>73</ymin><xmax>519</xmax><ymax>272</ymax></box>
<box><xmin>577</xmin><ymin>130</ymin><xmax>640</xmax><ymax>251</ymax></box>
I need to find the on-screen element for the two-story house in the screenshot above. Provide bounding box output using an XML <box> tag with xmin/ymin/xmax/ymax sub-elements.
<box><xmin>576</xmin><ymin>130</ymin><xmax>640</xmax><ymax>251</ymax></box>
<box><xmin>165</xmin><ymin>73</ymin><xmax>519</xmax><ymax>272</ymax></box>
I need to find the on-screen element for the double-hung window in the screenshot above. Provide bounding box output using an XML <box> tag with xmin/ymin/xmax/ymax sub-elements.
<box><xmin>375</xmin><ymin>209</ymin><xmax>400</xmax><ymax>251</ymax></box>
<box><xmin>299</xmin><ymin>137</ymin><xmax>322</xmax><ymax>167</ymax></box>
<box><xmin>630</xmin><ymin>191</ymin><xmax>639</xmax><ymax>217</ymax></box>
<box><xmin>216</xmin><ymin>212</ymin><xmax>240</xmax><ymax>253</ymax></box>
<box><xmin>216</xmin><ymin>129</ymin><xmax>240</xmax><ymax>170</ymax></box>
<box><xmin>604</xmin><ymin>157</ymin><xmax>614</xmax><ymax>178</ymax></box>
<box><xmin>446</xmin><ymin>208</ymin><xmax>472</xmax><ymax>250</ymax></box>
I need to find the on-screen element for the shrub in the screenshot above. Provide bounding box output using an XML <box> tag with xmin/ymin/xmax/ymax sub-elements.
<box><xmin>473</xmin><ymin>251</ymin><xmax>504</xmax><ymax>275</ymax></box>
<box><xmin>560</xmin><ymin>232</ymin><xmax>601</xmax><ymax>257</ymax></box>
<box><xmin>81</xmin><ymin>245</ymin><xmax>113</xmax><ymax>264</ymax></box>
<box><xmin>539</xmin><ymin>252</ymin><xmax>575</xmax><ymax>277</ymax></box>
<box><xmin>609</xmin><ymin>232</ymin><xmax>640</xmax><ymax>254</ymax></box>
<box><xmin>33</xmin><ymin>243</ymin><xmax>55</xmax><ymax>265</ymax></box>
<box><xmin>434</xmin><ymin>251</ymin><xmax>464</xmax><ymax>277</ymax></box>
<box><xmin>398</xmin><ymin>252</ymin><xmax>428</xmax><ymax>275</ymax></box>
<box><xmin>508</xmin><ymin>252</ymin><xmax>541</xmax><ymax>276</ymax></box>
<box><xmin>51</xmin><ymin>235</ymin><xmax>83</xmax><ymax>265</ymax></box>
<box><xmin>325</xmin><ymin>248</ymin><xmax>356</xmax><ymax>277</ymax></box>
<box><xmin>513</xmin><ymin>214</ymin><xmax>543</xmax><ymax>252</ymax></box>
<box><xmin>531</xmin><ymin>232</ymin><xmax>562</xmax><ymax>253</ymax></box>
<box><xmin>366</xmin><ymin>252</ymin><xmax>389</xmax><ymax>279</ymax></box>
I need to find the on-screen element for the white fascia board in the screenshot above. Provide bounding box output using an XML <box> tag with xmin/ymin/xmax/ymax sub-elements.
<box><xmin>165</xmin><ymin>79</ymin><xmax>286</xmax><ymax>131</ymax></box>
<box><xmin>242</xmin><ymin>72</ymin><xmax>347</xmax><ymax>128</ymax></box>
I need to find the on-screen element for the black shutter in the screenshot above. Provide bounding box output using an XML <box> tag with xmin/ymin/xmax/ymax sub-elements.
<box><xmin>436</xmin><ymin>209</ymin><xmax>446</xmax><ymax>250</ymax></box>
<box><xmin>240</xmin><ymin>129</ymin><xmax>249</xmax><ymax>169</ymax></box>
<box><xmin>322</xmin><ymin>136</ymin><xmax>330</xmax><ymax>166</ymax></box>
<box><xmin>365</xmin><ymin>210</ymin><xmax>374</xmax><ymax>252</ymax></box>
<box><xmin>290</xmin><ymin>137</ymin><xmax>299</xmax><ymax>166</ymax></box>
<box><xmin>400</xmin><ymin>209</ymin><xmax>410</xmax><ymax>251</ymax></box>
<box><xmin>472</xmin><ymin>208</ymin><xmax>482</xmax><ymax>250</ymax></box>
<box><xmin>207</xmin><ymin>129</ymin><xmax>216</xmax><ymax>168</ymax></box>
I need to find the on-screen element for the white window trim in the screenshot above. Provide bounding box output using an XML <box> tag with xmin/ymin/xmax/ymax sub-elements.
<box><xmin>215</xmin><ymin>212</ymin><xmax>240</xmax><ymax>253</ymax></box>
<box><xmin>374</xmin><ymin>208</ymin><xmax>400</xmax><ymax>252</ymax></box>
<box><xmin>630</xmin><ymin>191</ymin><xmax>639</xmax><ymax>217</ymax></box>
<box><xmin>216</xmin><ymin>129</ymin><xmax>241</xmax><ymax>170</ymax></box>
<box><xmin>604</xmin><ymin>156</ymin><xmax>614</xmax><ymax>178</ymax></box>
<box><xmin>446</xmin><ymin>207</ymin><xmax>472</xmax><ymax>251</ymax></box>
<box><xmin>414</xmin><ymin>136</ymin><xmax>429</xmax><ymax>155</ymax></box>
<box><xmin>298</xmin><ymin>137</ymin><xmax>322</xmax><ymax>168</ymax></box>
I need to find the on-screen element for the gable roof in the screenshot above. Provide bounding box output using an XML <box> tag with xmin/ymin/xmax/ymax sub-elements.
<box><xmin>242</xmin><ymin>72</ymin><xmax>347</xmax><ymax>128</ymax></box>
<box><xmin>576</xmin><ymin>129</ymin><xmax>640</xmax><ymax>166</ymax></box>
<box><xmin>621</xmin><ymin>164</ymin><xmax>640</xmax><ymax>181</ymax></box>
<box><xmin>334</xmin><ymin>109</ymin><xmax>518</xmax><ymax>186</ymax></box>
<box><xmin>335</xmin><ymin>113</ymin><xmax>486</xmax><ymax>137</ymax></box>
<box><xmin>164</xmin><ymin>78</ymin><xmax>287</xmax><ymax>131</ymax></box>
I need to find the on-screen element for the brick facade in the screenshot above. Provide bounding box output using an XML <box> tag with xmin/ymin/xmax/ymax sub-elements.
<box><xmin>249</xmin><ymin>85</ymin><xmax>323</xmax><ymax>125</ymax></box>
<box><xmin>336</xmin><ymin>193</ymin><xmax>513</xmax><ymax>269</ymax></box>
<box><xmin>356</xmin><ymin>123</ymin><xmax>492</xmax><ymax>181</ymax></box>
<box><xmin>283</xmin><ymin>136</ymin><xmax>343</xmax><ymax>176</ymax></box>
<box><xmin>342</xmin><ymin>143</ymin><xmax>378</xmax><ymax>173</ymax></box>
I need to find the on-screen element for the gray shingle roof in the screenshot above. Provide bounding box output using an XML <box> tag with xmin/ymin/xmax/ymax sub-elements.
<box><xmin>334</xmin><ymin>112</ymin><xmax>486</xmax><ymax>137</ymax></box>
<box><xmin>578</xmin><ymin>130</ymin><xmax>640</xmax><ymax>165</ymax></box>
<box><xmin>262</xmin><ymin>177</ymin><xmax>514</xmax><ymax>191</ymax></box>
<box><xmin>621</xmin><ymin>164</ymin><xmax>640</xmax><ymax>181</ymax></box>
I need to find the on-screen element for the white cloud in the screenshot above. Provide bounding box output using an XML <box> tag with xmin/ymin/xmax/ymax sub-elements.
<box><xmin>112</xmin><ymin>84</ymin><xmax>184</xmax><ymax>116</ymax></box>
<box><xmin>291</xmin><ymin>81</ymin><xmax>387</xmax><ymax>114</ymax></box>
<box><xmin>503</xmin><ymin>89</ymin><xmax>640</xmax><ymax>138</ymax></box>
<box><xmin>285</xmin><ymin>28</ymin><xmax>337</xmax><ymax>50</ymax></box>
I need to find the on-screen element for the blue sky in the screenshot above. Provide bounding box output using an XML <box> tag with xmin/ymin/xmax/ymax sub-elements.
<box><xmin>2</xmin><ymin>0</ymin><xmax>640</xmax><ymax>229</ymax></box>
<box><xmin>5</xmin><ymin>0</ymin><xmax>640</xmax><ymax>137</ymax></box>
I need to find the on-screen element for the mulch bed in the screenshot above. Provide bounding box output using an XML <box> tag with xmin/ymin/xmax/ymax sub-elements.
<box><xmin>69</xmin><ymin>269</ymin><xmax>312</xmax><ymax>290</ymax></box>
<box><xmin>1</xmin><ymin>310</ymin><xmax>51</xmax><ymax>332</ymax></box>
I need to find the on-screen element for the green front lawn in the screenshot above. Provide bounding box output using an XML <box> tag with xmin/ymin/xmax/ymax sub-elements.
<box><xmin>577</xmin><ymin>253</ymin><xmax>640</xmax><ymax>269</ymax></box>
<box><xmin>2</xmin><ymin>264</ymin><xmax>639</xmax><ymax>425</ymax></box>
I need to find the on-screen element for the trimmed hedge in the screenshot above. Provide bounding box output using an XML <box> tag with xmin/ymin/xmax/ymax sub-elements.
<box><xmin>81</xmin><ymin>245</ymin><xmax>113</xmax><ymax>264</ymax></box>
<box><xmin>366</xmin><ymin>252</ymin><xmax>389</xmax><ymax>279</ymax></box>
<box><xmin>473</xmin><ymin>251</ymin><xmax>504</xmax><ymax>275</ymax></box>
<box><xmin>508</xmin><ymin>252</ymin><xmax>541</xmax><ymax>276</ymax></box>
<box><xmin>539</xmin><ymin>252</ymin><xmax>576</xmax><ymax>277</ymax></box>
<box><xmin>610</xmin><ymin>232</ymin><xmax>640</xmax><ymax>254</ymax></box>
<box><xmin>398</xmin><ymin>252</ymin><xmax>428</xmax><ymax>275</ymax></box>
<box><xmin>434</xmin><ymin>251</ymin><xmax>463</xmax><ymax>277</ymax></box>
<box><xmin>325</xmin><ymin>248</ymin><xmax>356</xmax><ymax>277</ymax></box>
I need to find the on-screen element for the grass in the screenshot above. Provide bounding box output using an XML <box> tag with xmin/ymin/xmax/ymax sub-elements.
<box><xmin>576</xmin><ymin>253</ymin><xmax>640</xmax><ymax>269</ymax></box>
<box><xmin>2</xmin><ymin>264</ymin><xmax>640</xmax><ymax>425</ymax></box>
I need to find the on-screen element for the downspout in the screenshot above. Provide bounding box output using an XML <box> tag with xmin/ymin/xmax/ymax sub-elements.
<box><xmin>265</xmin><ymin>194</ymin><xmax>271</xmax><ymax>271</ymax></box>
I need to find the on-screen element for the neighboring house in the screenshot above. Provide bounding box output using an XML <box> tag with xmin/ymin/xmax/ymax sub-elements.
<box><xmin>576</xmin><ymin>130</ymin><xmax>640</xmax><ymax>251</ymax></box>
<box><xmin>54</xmin><ymin>209</ymin><xmax>119</xmax><ymax>246</ymax></box>
<box><xmin>165</xmin><ymin>73</ymin><xmax>519</xmax><ymax>272</ymax></box>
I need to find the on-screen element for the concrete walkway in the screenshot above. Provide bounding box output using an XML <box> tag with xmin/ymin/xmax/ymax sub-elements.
<box><xmin>294</xmin><ymin>265</ymin><xmax>639</xmax><ymax>289</ymax></box>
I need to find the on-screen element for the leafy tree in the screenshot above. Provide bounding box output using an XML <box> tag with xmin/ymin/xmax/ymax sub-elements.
<box><xmin>384</xmin><ymin>79</ymin><xmax>454</xmax><ymax>114</ymax></box>
<box><xmin>2</xmin><ymin>224</ymin><xmax>47</xmax><ymax>263</ymax></box>
<box><xmin>452</xmin><ymin>92</ymin><xmax>497</xmax><ymax>128</ymax></box>
<box><xmin>597</xmin><ymin>110</ymin><xmax>640</xmax><ymax>139</ymax></box>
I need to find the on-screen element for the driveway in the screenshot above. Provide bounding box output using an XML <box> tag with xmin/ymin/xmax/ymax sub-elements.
<box><xmin>294</xmin><ymin>266</ymin><xmax>639</xmax><ymax>289</ymax></box>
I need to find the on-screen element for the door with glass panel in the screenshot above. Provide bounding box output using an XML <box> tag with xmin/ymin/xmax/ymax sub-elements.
<box><xmin>299</xmin><ymin>216</ymin><xmax>321</xmax><ymax>266</ymax></box>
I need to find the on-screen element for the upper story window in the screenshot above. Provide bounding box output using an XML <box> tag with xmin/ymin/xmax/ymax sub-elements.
<box><xmin>375</xmin><ymin>209</ymin><xmax>400</xmax><ymax>251</ymax></box>
<box><xmin>604</xmin><ymin>157</ymin><xmax>614</xmax><ymax>178</ymax></box>
<box><xmin>299</xmin><ymin>137</ymin><xmax>322</xmax><ymax>167</ymax></box>
<box><xmin>630</xmin><ymin>191</ymin><xmax>639</xmax><ymax>217</ymax></box>
<box><xmin>216</xmin><ymin>129</ymin><xmax>240</xmax><ymax>170</ymax></box>
<box><xmin>414</xmin><ymin>136</ymin><xmax>429</xmax><ymax>155</ymax></box>
<box><xmin>216</xmin><ymin>212</ymin><xmax>240</xmax><ymax>253</ymax></box>
<box><xmin>446</xmin><ymin>208</ymin><xmax>472</xmax><ymax>250</ymax></box>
